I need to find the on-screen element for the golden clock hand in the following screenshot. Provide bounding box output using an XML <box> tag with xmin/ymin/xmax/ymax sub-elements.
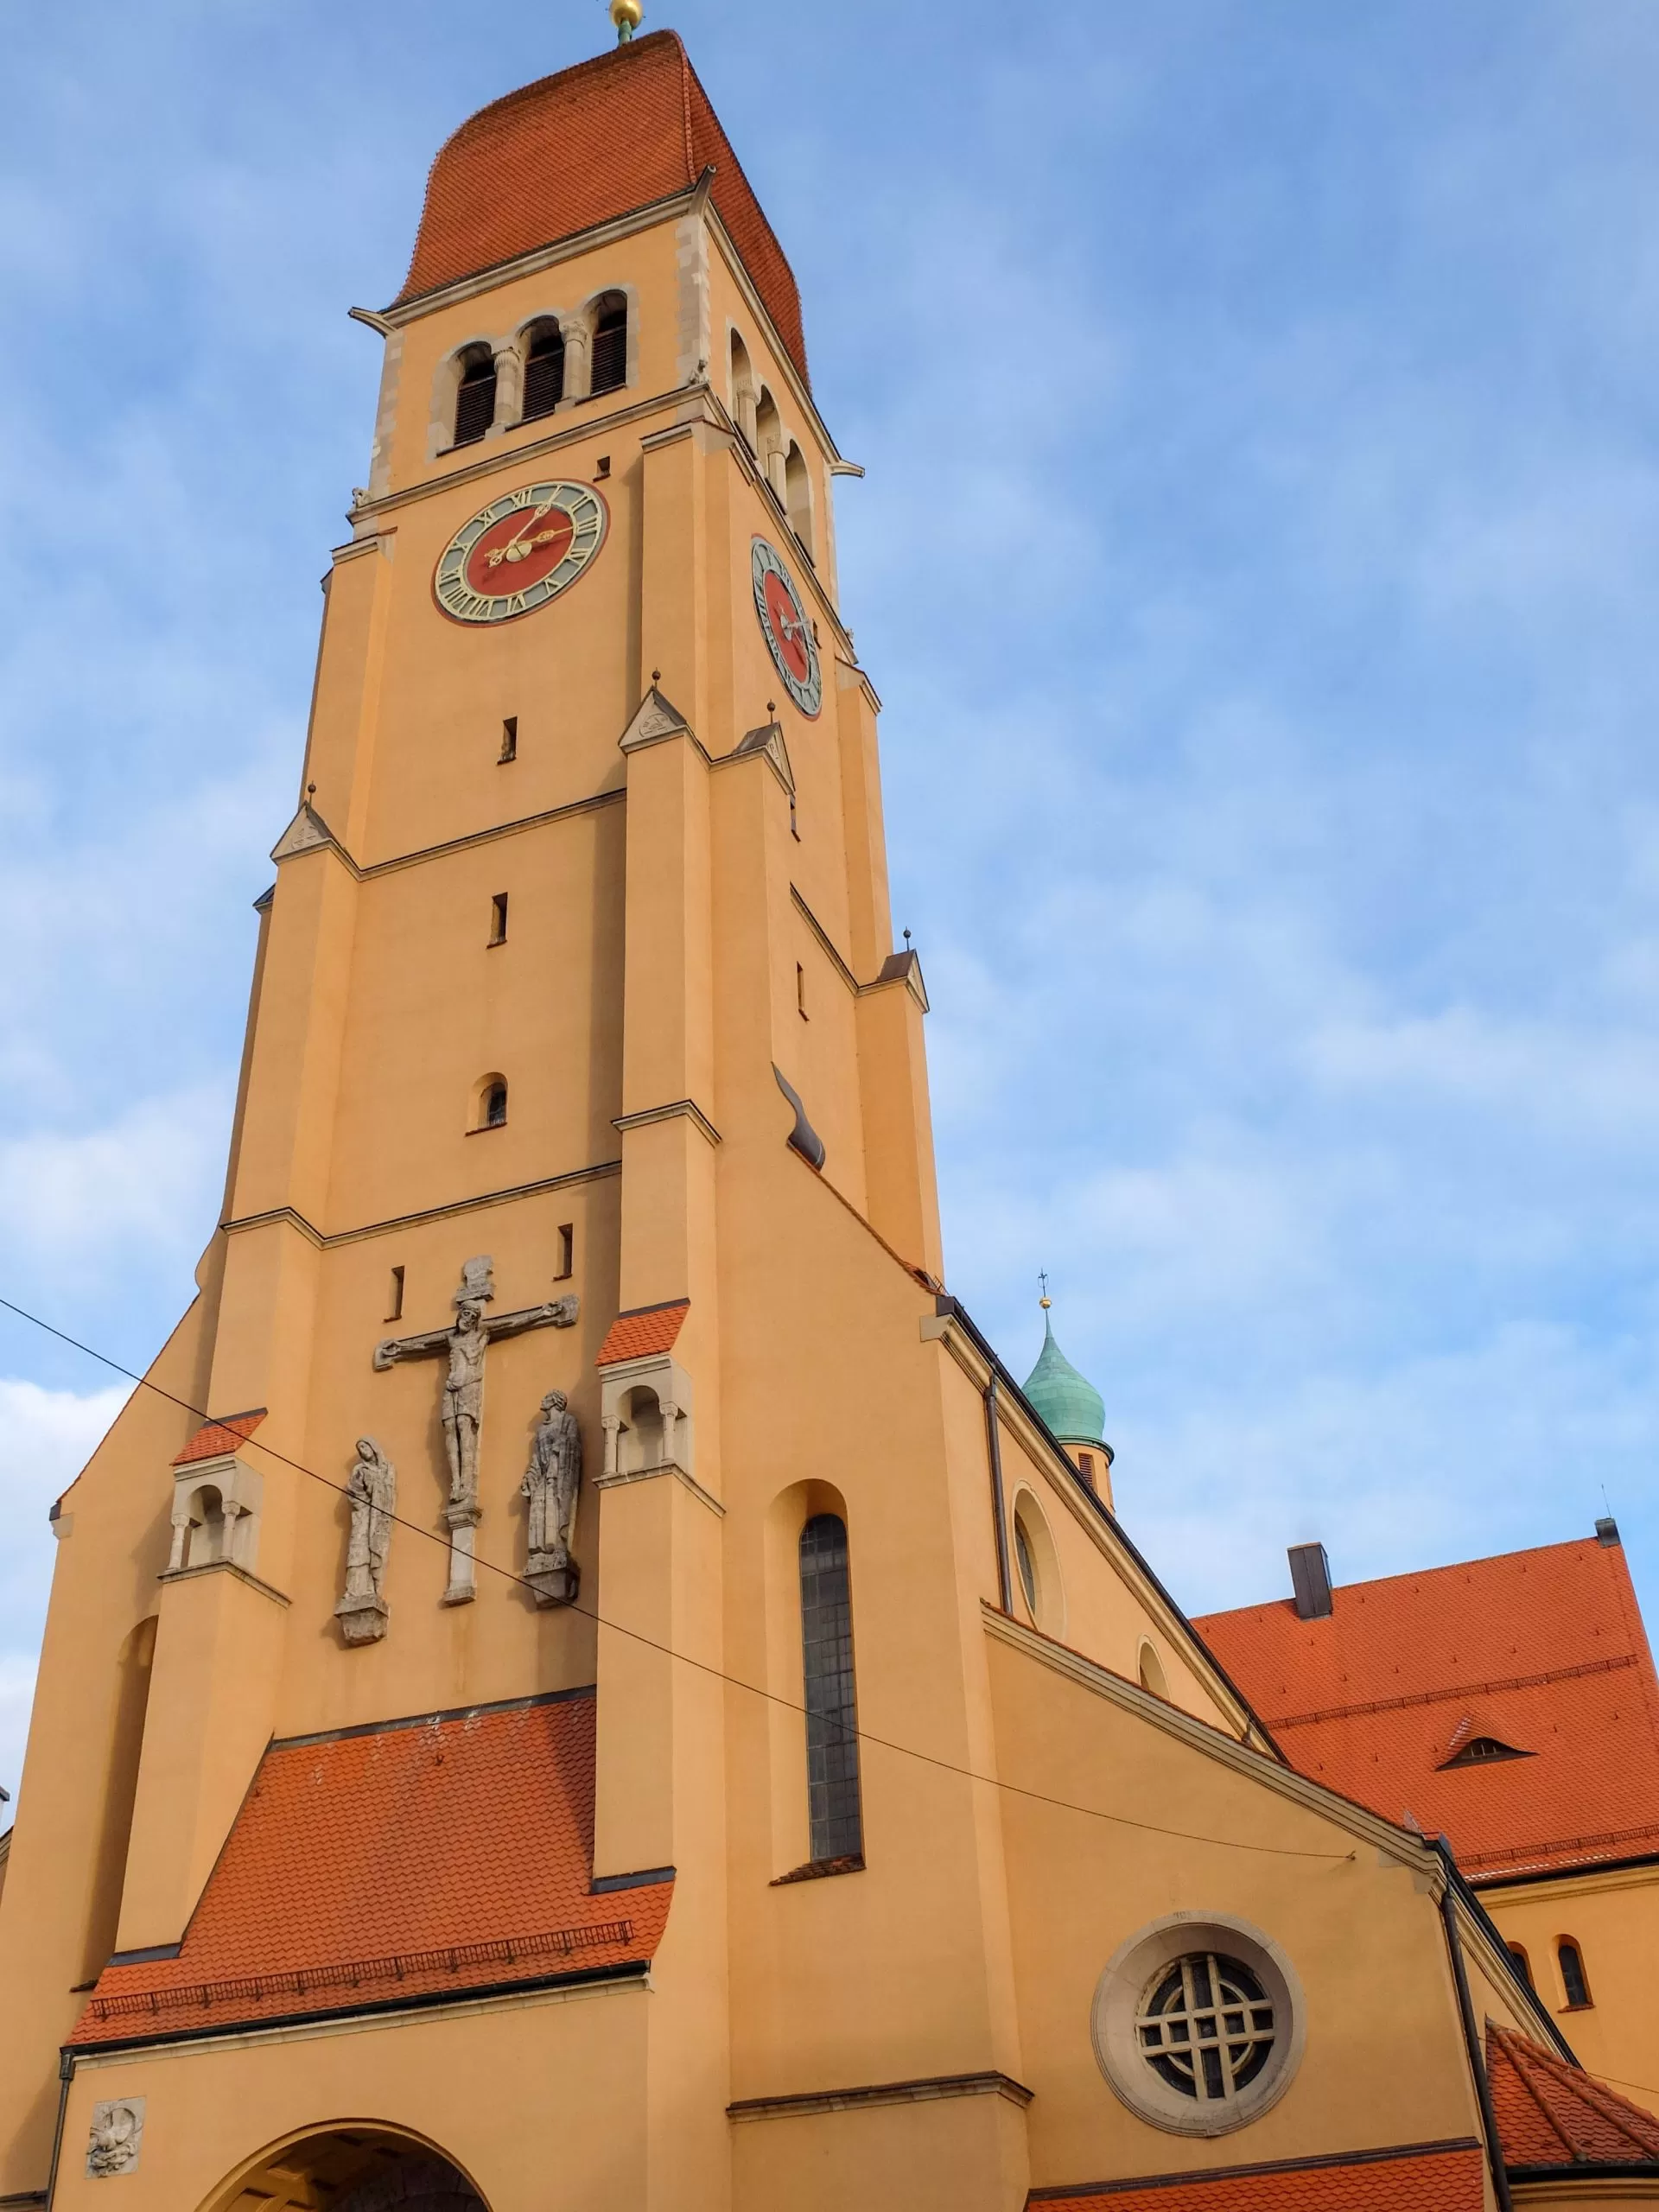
<box><xmin>485</xmin><ymin>505</ymin><xmax>558</xmax><ymax>569</ymax></box>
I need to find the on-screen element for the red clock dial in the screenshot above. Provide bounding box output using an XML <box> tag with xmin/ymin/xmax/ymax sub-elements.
<box><xmin>762</xmin><ymin>569</ymin><xmax>811</xmax><ymax>684</ymax></box>
<box><xmin>462</xmin><ymin>505</ymin><xmax>575</xmax><ymax>595</ymax></box>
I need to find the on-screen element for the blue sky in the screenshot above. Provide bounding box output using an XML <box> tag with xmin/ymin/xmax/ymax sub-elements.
<box><xmin>4</xmin><ymin>0</ymin><xmax>1659</xmax><ymax>1798</ymax></box>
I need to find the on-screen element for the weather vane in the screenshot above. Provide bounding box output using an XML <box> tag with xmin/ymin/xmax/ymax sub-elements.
<box><xmin>608</xmin><ymin>0</ymin><xmax>644</xmax><ymax>41</ymax></box>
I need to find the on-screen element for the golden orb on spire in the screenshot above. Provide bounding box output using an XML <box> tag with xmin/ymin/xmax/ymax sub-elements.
<box><xmin>610</xmin><ymin>0</ymin><xmax>644</xmax><ymax>40</ymax></box>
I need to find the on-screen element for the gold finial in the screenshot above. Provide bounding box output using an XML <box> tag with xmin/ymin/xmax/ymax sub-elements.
<box><xmin>610</xmin><ymin>0</ymin><xmax>644</xmax><ymax>40</ymax></box>
<box><xmin>1039</xmin><ymin>1270</ymin><xmax>1052</xmax><ymax>1312</ymax></box>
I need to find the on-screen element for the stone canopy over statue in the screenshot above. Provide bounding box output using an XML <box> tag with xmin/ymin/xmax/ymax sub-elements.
<box><xmin>372</xmin><ymin>1256</ymin><xmax>579</xmax><ymax>1605</ymax></box>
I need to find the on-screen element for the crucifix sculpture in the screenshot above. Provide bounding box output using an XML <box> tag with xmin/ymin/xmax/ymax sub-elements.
<box><xmin>372</xmin><ymin>1256</ymin><xmax>579</xmax><ymax>1605</ymax></box>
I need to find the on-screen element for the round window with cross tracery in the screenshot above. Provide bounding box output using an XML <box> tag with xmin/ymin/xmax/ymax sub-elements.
<box><xmin>1136</xmin><ymin>1951</ymin><xmax>1278</xmax><ymax>2106</ymax></box>
<box><xmin>1093</xmin><ymin>1915</ymin><xmax>1305</xmax><ymax>2137</ymax></box>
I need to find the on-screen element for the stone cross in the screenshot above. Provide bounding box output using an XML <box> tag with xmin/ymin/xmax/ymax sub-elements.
<box><xmin>372</xmin><ymin>1257</ymin><xmax>579</xmax><ymax>1605</ymax></box>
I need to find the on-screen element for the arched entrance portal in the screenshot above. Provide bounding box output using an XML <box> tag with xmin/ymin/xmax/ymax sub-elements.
<box><xmin>208</xmin><ymin>2128</ymin><xmax>486</xmax><ymax>2212</ymax></box>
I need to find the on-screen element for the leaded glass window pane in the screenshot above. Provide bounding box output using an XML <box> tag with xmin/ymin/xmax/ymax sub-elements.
<box><xmin>799</xmin><ymin>1513</ymin><xmax>861</xmax><ymax>1863</ymax></box>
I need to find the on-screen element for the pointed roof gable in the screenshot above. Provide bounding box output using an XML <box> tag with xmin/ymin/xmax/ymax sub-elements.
<box><xmin>1488</xmin><ymin>2024</ymin><xmax>1659</xmax><ymax>2171</ymax></box>
<box><xmin>1195</xmin><ymin>1535</ymin><xmax>1659</xmax><ymax>1880</ymax></box>
<box><xmin>70</xmin><ymin>1692</ymin><xmax>671</xmax><ymax>2047</ymax></box>
<box><xmin>391</xmin><ymin>32</ymin><xmax>809</xmax><ymax>386</ymax></box>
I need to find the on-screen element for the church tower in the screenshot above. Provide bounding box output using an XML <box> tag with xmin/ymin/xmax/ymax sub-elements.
<box><xmin>0</xmin><ymin>24</ymin><xmax>1628</xmax><ymax>2212</ymax></box>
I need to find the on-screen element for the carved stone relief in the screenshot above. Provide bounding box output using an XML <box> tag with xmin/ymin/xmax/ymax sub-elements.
<box><xmin>522</xmin><ymin>1389</ymin><xmax>582</xmax><ymax>1606</ymax></box>
<box><xmin>86</xmin><ymin>2099</ymin><xmax>144</xmax><ymax>2177</ymax></box>
<box><xmin>336</xmin><ymin>1438</ymin><xmax>396</xmax><ymax>1646</ymax></box>
<box><xmin>371</xmin><ymin>1258</ymin><xmax>579</xmax><ymax>1605</ymax></box>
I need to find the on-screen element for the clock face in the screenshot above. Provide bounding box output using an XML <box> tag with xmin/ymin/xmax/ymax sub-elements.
<box><xmin>751</xmin><ymin>537</ymin><xmax>822</xmax><ymax>718</ymax></box>
<box><xmin>434</xmin><ymin>480</ymin><xmax>608</xmax><ymax>625</ymax></box>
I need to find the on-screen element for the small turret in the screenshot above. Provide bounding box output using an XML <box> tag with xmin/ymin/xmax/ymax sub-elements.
<box><xmin>1023</xmin><ymin>1284</ymin><xmax>1113</xmax><ymax>1504</ymax></box>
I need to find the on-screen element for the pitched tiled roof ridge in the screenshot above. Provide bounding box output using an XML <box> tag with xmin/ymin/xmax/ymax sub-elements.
<box><xmin>1488</xmin><ymin>2024</ymin><xmax>1659</xmax><ymax>2170</ymax></box>
<box><xmin>69</xmin><ymin>1693</ymin><xmax>672</xmax><ymax>2048</ymax></box>
<box><xmin>1268</xmin><ymin>1651</ymin><xmax>1637</xmax><ymax>1733</ymax></box>
<box><xmin>596</xmin><ymin>1299</ymin><xmax>690</xmax><ymax>1366</ymax></box>
<box><xmin>172</xmin><ymin>1408</ymin><xmax>267</xmax><ymax>1465</ymax></box>
<box><xmin>1028</xmin><ymin>2138</ymin><xmax>1485</xmax><ymax>2209</ymax></box>
<box><xmin>391</xmin><ymin>31</ymin><xmax>809</xmax><ymax>385</ymax></box>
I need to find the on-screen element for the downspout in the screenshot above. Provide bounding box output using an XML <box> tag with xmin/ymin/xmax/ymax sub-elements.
<box><xmin>984</xmin><ymin>1374</ymin><xmax>1014</xmax><ymax>1615</ymax></box>
<box><xmin>43</xmin><ymin>2050</ymin><xmax>73</xmax><ymax>2209</ymax></box>
<box><xmin>1436</xmin><ymin>1846</ymin><xmax>1514</xmax><ymax>2212</ymax></box>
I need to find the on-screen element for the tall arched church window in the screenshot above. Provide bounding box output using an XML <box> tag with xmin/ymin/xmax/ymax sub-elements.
<box><xmin>799</xmin><ymin>1514</ymin><xmax>862</xmax><ymax>1863</ymax></box>
<box><xmin>522</xmin><ymin>322</ymin><xmax>566</xmax><ymax>421</ymax></box>
<box><xmin>590</xmin><ymin>296</ymin><xmax>628</xmax><ymax>397</ymax></box>
<box><xmin>453</xmin><ymin>349</ymin><xmax>497</xmax><ymax>448</ymax></box>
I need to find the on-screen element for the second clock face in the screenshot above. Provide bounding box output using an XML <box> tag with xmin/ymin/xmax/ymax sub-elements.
<box><xmin>752</xmin><ymin>537</ymin><xmax>822</xmax><ymax>718</ymax></box>
<box><xmin>434</xmin><ymin>480</ymin><xmax>608</xmax><ymax>625</ymax></box>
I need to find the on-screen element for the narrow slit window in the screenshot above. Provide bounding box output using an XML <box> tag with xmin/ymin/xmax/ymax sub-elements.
<box><xmin>556</xmin><ymin>1224</ymin><xmax>575</xmax><ymax>1281</ymax></box>
<box><xmin>590</xmin><ymin>297</ymin><xmax>628</xmax><ymax>397</ymax></box>
<box><xmin>386</xmin><ymin>1266</ymin><xmax>405</xmax><ymax>1322</ymax></box>
<box><xmin>1558</xmin><ymin>1940</ymin><xmax>1592</xmax><ymax>2008</ymax></box>
<box><xmin>454</xmin><ymin>352</ymin><xmax>497</xmax><ymax>447</ymax></box>
<box><xmin>522</xmin><ymin>323</ymin><xmax>566</xmax><ymax>421</ymax></box>
<box><xmin>797</xmin><ymin>963</ymin><xmax>807</xmax><ymax>1019</ymax></box>
<box><xmin>499</xmin><ymin>717</ymin><xmax>518</xmax><ymax>763</ymax></box>
<box><xmin>799</xmin><ymin>1514</ymin><xmax>862</xmax><ymax>1864</ymax></box>
<box><xmin>1077</xmin><ymin>1450</ymin><xmax>1096</xmax><ymax>1491</ymax></box>
<box><xmin>489</xmin><ymin>893</ymin><xmax>509</xmax><ymax>945</ymax></box>
<box><xmin>1508</xmin><ymin>1943</ymin><xmax>1534</xmax><ymax>1990</ymax></box>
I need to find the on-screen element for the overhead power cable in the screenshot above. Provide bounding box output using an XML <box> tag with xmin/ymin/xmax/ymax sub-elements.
<box><xmin>0</xmin><ymin>1291</ymin><xmax>1351</xmax><ymax>1864</ymax></box>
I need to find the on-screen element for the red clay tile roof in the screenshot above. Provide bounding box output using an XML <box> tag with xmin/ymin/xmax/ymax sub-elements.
<box><xmin>171</xmin><ymin>1408</ymin><xmax>266</xmax><ymax>1465</ymax></box>
<box><xmin>71</xmin><ymin>1691</ymin><xmax>670</xmax><ymax>2045</ymax></box>
<box><xmin>596</xmin><ymin>1299</ymin><xmax>689</xmax><ymax>1366</ymax></box>
<box><xmin>1030</xmin><ymin>2140</ymin><xmax>1485</xmax><ymax>2209</ymax></box>
<box><xmin>1194</xmin><ymin>1538</ymin><xmax>1659</xmax><ymax>1879</ymax></box>
<box><xmin>392</xmin><ymin>32</ymin><xmax>809</xmax><ymax>385</ymax></box>
<box><xmin>1489</xmin><ymin>2024</ymin><xmax>1659</xmax><ymax>2171</ymax></box>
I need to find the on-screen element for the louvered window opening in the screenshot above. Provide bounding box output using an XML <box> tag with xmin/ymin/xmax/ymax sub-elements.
<box><xmin>454</xmin><ymin>362</ymin><xmax>497</xmax><ymax>447</ymax></box>
<box><xmin>590</xmin><ymin>305</ymin><xmax>628</xmax><ymax>397</ymax></box>
<box><xmin>523</xmin><ymin>329</ymin><xmax>566</xmax><ymax>421</ymax></box>
<box><xmin>1448</xmin><ymin>1736</ymin><xmax>1529</xmax><ymax>1766</ymax></box>
<box><xmin>799</xmin><ymin>1514</ymin><xmax>861</xmax><ymax>1862</ymax></box>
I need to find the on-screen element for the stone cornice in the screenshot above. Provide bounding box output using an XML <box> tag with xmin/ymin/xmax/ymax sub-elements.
<box><xmin>728</xmin><ymin>2069</ymin><xmax>1033</xmax><ymax>2124</ymax></box>
<box><xmin>269</xmin><ymin>785</ymin><xmax>624</xmax><ymax>885</ymax></box>
<box><xmin>613</xmin><ymin>1099</ymin><xmax>722</xmax><ymax>1148</ymax></box>
<box><xmin>983</xmin><ymin>1605</ymin><xmax>1444</xmax><ymax>1880</ymax></box>
<box><xmin>925</xmin><ymin>1309</ymin><xmax>1263</xmax><ymax>1750</ymax></box>
<box><xmin>222</xmin><ymin>1157</ymin><xmax>620</xmax><ymax>1252</ymax></box>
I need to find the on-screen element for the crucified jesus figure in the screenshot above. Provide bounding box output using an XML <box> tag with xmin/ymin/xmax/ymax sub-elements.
<box><xmin>372</xmin><ymin>1256</ymin><xmax>579</xmax><ymax>1602</ymax></box>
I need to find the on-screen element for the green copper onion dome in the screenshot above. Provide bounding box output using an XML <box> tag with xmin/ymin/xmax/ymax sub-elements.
<box><xmin>1023</xmin><ymin>1303</ymin><xmax>1108</xmax><ymax>1449</ymax></box>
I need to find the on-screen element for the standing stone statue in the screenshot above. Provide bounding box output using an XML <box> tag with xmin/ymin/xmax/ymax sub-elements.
<box><xmin>372</xmin><ymin>1258</ymin><xmax>579</xmax><ymax>1605</ymax></box>
<box><xmin>336</xmin><ymin>1437</ymin><xmax>397</xmax><ymax>1645</ymax></box>
<box><xmin>522</xmin><ymin>1389</ymin><xmax>582</xmax><ymax>1606</ymax></box>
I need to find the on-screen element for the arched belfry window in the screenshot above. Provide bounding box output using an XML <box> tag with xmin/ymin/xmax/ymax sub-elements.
<box><xmin>523</xmin><ymin>321</ymin><xmax>566</xmax><ymax>422</ymax></box>
<box><xmin>729</xmin><ymin>329</ymin><xmax>759</xmax><ymax>449</ymax></box>
<box><xmin>799</xmin><ymin>1514</ymin><xmax>862</xmax><ymax>1863</ymax></box>
<box><xmin>785</xmin><ymin>442</ymin><xmax>814</xmax><ymax>560</ymax></box>
<box><xmin>453</xmin><ymin>348</ymin><xmax>497</xmax><ymax>447</ymax></box>
<box><xmin>590</xmin><ymin>294</ymin><xmax>628</xmax><ymax>398</ymax></box>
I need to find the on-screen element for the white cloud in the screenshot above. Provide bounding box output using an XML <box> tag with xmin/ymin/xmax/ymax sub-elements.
<box><xmin>0</xmin><ymin>1378</ymin><xmax>130</xmax><ymax>1806</ymax></box>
